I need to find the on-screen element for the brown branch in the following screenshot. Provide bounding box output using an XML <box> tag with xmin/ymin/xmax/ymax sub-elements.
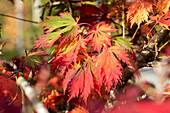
<box><xmin>0</xmin><ymin>14</ymin><xmax>39</xmax><ymax>24</ymax></box>
<box><xmin>102</xmin><ymin>28</ymin><xmax>170</xmax><ymax>112</ymax></box>
<box><xmin>118</xmin><ymin>28</ymin><xmax>169</xmax><ymax>90</ymax></box>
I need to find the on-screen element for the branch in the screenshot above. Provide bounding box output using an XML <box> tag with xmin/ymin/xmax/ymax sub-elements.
<box><xmin>102</xmin><ymin>28</ymin><xmax>170</xmax><ymax>112</ymax></box>
<box><xmin>137</xmin><ymin>28</ymin><xmax>169</xmax><ymax>68</ymax></box>
<box><xmin>120</xmin><ymin>28</ymin><xmax>169</xmax><ymax>89</ymax></box>
<box><xmin>0</xmin><ymin>14</ymin><xmax>38</xmax><ymax>24</ymax></box>
<box><xmin>17</xmin><ymin>77</ymin><xmax>49</xmax><ymax>113</ymax></box>
<box><xmin>66</xmin><ymin>0</ymin><xmax>73</xmax><ymax>16</ymax></box>
<box><xmin>101</xmin><ymin>88</ymin><xmax>117</xmax><ymax>113</ymax></box>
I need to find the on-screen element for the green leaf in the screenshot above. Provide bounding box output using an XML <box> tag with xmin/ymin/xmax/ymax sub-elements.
<box><xmin>112</xmin><ymin>38</ymin><xmax>133</xmax><ymax>51</ymax></box>
<box><xmin>21</xmin><ymin>50</ymin><xmax>48</xmax><ymax>70</ymax></box>
<box><xmin>34</xmin><ymin>12</ymin><xmax>79</xmax><ymax>49</ymax></box>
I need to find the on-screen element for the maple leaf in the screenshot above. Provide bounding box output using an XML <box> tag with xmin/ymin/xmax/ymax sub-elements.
<box><xmin>50</xmin><ymin>35</ymin><xmax>87</xmax><ymax>75</ymax></box>
<box><xmin>112</xmin><ymin>37</ymin><xmax>133</xmax><ymax>51</ymax></box>
<box><xmin>156</xmin><ymin>0</ymin><xmax>170</xmax><ymax>14</ymax></box>
<box><xmin>20</xmin><ymin>50</ymin><xmax>48</xmax><ymax>71</ymax></box>
<box><xmin>69</xmin><ymin>106</ymin><xmax>89</xmax><ymax>113</ymax></box>
<box><xmin>0</xmin><ymin>75</ymin><xmax>22</xmax><ymax>112</ymax></box>
<box><xmin>78</xmin><ymin>4</ymin><xmax>108</xmax><ymax>25</ymax></box>
<box><xmin>34</xmin><ymin>12</ymin><xmax>79</xmax><ymax>50</ymax></box>
<box><xmin>87</xmin><ymin>22</ymin><xmax>117</xmax><ymax>53</ymax></box>
<box><xmin>93</xmin><ymin>46</ymin><xmax>131</xmax><ymax>92</ymax></box>
<box><xmin>127</xmin><ymin>1</ymin><xmax>154</xmax><ymax>28</ymax></box>
<box><xmin>62</xmin><ymin>58</ymin><xmax>94</xmax><ymax>104</ymax></box>
<box><xmin>149</xmin><ymin>10</ymin><xmax>170</xmax><ymax>30</ymax></box>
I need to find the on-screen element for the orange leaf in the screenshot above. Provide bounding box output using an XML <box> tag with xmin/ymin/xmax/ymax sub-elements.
<box><xmin>93</xmin><ymin>46</ymin><xmax>131</xmax><ymax>92</ymax></box>
<box><xmin>150</xmin><ymin>10</ymin><xmax>170</xmax><ymax>30</ymax></box>
<box><xmin>42</xmin><ymin>89</ymin><xmax>62</xmax><ymax>112</ymax></box>
<box><xmin>87</xmin><ymin>22</ymin><xmax>117</xmax><ymax>53</ymax></box>
<box><xmin>62</xmin><ymin>58</ymin><xmax>94</xmax><ymax>104</ymax></box>
<box><xmin>69</xmin><ymin>106</ymin><xmax>89</xmax><ymax>113</ymax></box>
<box><xmin>156</xmin><ymin>0</ymin><xmax>170</xmax><ymax>14</ymax></box>
<box><xmin>127</xmin><ymin>1</ymin><xmax>154</xmax><ymax>28</ymax></box>
<box><xmin>50</xmin><ymin>35</ymin><xmax>87</xmax><ymax>75</ymax></box>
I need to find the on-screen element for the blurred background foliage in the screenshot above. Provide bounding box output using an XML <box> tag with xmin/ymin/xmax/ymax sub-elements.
<box><xmin>0</xmin><ymin>0</ymin><xmax>44</xmax><ymax>58</ymax></box>
<box><xmin>0</xmin><ymin>0</ymin><xmax>100</xmax><ymax>58</ymax></box>
<box><xmin>0</xmin><ymin>0</ymin><xmax>155</xmax><ymax>58</ymax></box>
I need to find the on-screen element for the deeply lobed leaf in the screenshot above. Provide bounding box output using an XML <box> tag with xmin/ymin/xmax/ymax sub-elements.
<box><xmin>50</xmin><ymin>35</ymin><xmax>87</xmax><ymax>76</ymax></box>
<box><xmin>113</xmin><ymin>37</ymin><xmax>133</xmax><ymax>51</ymax></box>
<box><xmin>34</xmin><ymin>12</ymin><xmax>79</xmax><ymax>50</ymax></box>
<box><xmin>156</xmin><ymin>0</ymin><xmax>170</xmax><ymax>14</ymax></box>
<box><xmin>150</xmin><ymin>10</ymin><xmax>170</xmax><ymax>30</ymax></box>
<box><xmin>87</xmin><ymin>22</ymin><xmax>117</xmax><ymax>53</ymax></box>
<box><xmin>69</xmin><ymin>106</ymin><xmax>89</xmax><ymax>113</ymax></box>
<box><xmin>63</xmin><ymin>58</ymin><xmax>94</xmax><ymax>104</ymax></box>
<box><xmin>93</xmin><ymin>46</ymin><xmax>131</xmax><ymax>92</ymax></box>
<box><xmin>127</xmin><ymin>1</ymin><xmax>154</xmax><ymax>28</ymax></box>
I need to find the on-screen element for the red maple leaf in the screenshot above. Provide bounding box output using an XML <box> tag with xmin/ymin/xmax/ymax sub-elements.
<box><xmin>150</xmin><ymin>10</ymin><xmax>170</xmax><ymax>30</ymax></box>
<box><xmin>62</xmin><ymin>58</ymin><xmax>94</xmax><ymax>104</ymax></box>
<box><xmin>93</xmin><ymin>46</ymin><xmax>131</xmax><ymax>92</ymax></box>
<box><xmin>78</xmin><ymin>4</ymin><xmax>108</xmax><ymax>25</ymax></box>
<box><xmin>50</xmin><ymin>35</ymin><xmax>87</xmax><ymax>76</ymax></box>
<box><xmin>87</xmin><ymin>22</ymin><xmax>117</xmax><ymax>53</ymax></box>
<box><xmin>127</xmin><ymin>1</ymin><xmax>154</xmax><ymax>28</ymax></box>
<box><xmin>69</xmin><ymin>106</ymin><xmax>89</xmax><ymax>113</ymax></box>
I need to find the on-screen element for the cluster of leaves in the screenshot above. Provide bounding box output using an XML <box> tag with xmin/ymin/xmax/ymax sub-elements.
<box><xmin>127</xmin><ymin>0</ymin><xmax>170</xmax><ymax>29</ymax></box>
<box><xmin>34</xmin><ymin>11</ymin><xmax>132</xmax><ymax>104</ymax></box>
<box><xmin>34</xmin><ymin>0</ymin><xmax>170</xmax><ymax>112</ymax></box>
<box><xmin>0</xmin><ymin>0</ymin><xmax>170</xmax><ymax>113</ymax></box>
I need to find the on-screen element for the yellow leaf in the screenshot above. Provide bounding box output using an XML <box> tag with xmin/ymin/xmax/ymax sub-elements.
<box><xmin>156</xmin><ymin>0</ymin><xmax>170</xmax><ymax>14</ymax></box>
<box><xmin>127</xmin><ymin>1</ymin><xmax>153</xmax><ymax>28</ymax></box>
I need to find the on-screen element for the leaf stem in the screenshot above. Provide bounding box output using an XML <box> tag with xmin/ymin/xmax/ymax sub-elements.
<box><xmin>131</xmin><ymin>27</ymin><xmax>139</xmax><ymax>41</ymax></box>
<box><xmin>158</xmin><ymin>40</ymin><xmax>170</xmax><ymax>52</ymax></box>
<box><xmin>147</xmin><ymin>22</ymin><xmax>158</xmax><ymax>39</ymax></box>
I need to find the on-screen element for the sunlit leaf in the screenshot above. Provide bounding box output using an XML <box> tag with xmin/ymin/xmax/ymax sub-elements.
<box><xmin>63</xmin><ymin>58</ymin><xmax>94</xmax><ymax>104</ymax></box>
<box><xmin>127</xmin><ymin>1</ymin><xmax>154</xmax><ymax>28</ymax></box>
<box><xmin>93</xmin><ymin>46</ymin><xmax>131</xmax><ymax>92</ymax></box>
<box><xmin>156</xmin><ymin>0</ymin><xmax>170</xmax><ymax>14</ymax></box>
<box><xmin>112</xmin><ymin>37</ymin><xmax>133</xmax><ymax>51</ymax></box>
<box><xmin>34</xmin><ymin>12</ymin><xmax>79</xmax><ymax>50</ymax></box>
<box><xmin>87</xmin><ymin>22</ymin><xmax>117</xmax><ymax>53</ymax></box>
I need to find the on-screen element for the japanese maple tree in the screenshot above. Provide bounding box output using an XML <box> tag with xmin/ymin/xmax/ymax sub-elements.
<box><xmin>0</xmin><ymin>0</ymin><xmax>170</xmax><ymax>113</ymax></box>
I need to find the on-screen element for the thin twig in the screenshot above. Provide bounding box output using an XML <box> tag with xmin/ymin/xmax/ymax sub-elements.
<box><xmin>0</xmin><ymin>14</ymin><xmax>39</xmax><ymax>24</ymax></box>
<box><xmin>48</xmin><ymin>0</ymin><xmax>53</xmax><ymax>16</ymax></box>
<box><xmin>122</xmin><ymin>0</ymin><xmax>126</xmax><ymax>38</ymax></box>
<box><xmin>66</xmin><ymin>0</ymin><xmax>73</xmax><ymax>16</ymax></box>
<box><xmin>131</xmin><ymin>27</ymin><xmax>139</xmax><ymax>41</ymax></box>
